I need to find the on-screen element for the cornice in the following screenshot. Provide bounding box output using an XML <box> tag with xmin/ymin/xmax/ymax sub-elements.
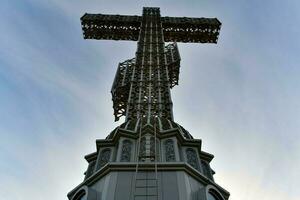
<box><xmin>68</xmin><ymin>162</ymin><xmax>229</xmax><ymax>199</ymax></box>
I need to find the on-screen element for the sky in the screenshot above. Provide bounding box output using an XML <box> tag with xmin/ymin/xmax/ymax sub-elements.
<box><xmin>0</xmin><ymin>0</ymin><xmax>300</xmax><ymax>199</ymax></box>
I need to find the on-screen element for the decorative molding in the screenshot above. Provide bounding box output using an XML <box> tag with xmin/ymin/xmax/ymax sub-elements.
<box><xmin>68</xmin><ymin>162</ymin><xmax>229</xmax><ymax>200</ymax></box>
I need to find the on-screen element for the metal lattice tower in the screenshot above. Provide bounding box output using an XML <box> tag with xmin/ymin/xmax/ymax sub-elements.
<box><xmin>81</xmin><ymin>7</ymin><xmax>221</xmax><ymax>122</ymax></box>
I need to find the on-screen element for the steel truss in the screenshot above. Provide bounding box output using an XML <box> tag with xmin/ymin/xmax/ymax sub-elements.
<box><xmin>81</xmin><ymin>7</ymin><xmax>221</xmax><ymax>122</ymax></box>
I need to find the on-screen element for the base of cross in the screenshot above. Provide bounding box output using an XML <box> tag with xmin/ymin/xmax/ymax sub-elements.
<box><xmin>67</xmin><ymin>117</ymin><xmax>229</xmax><ymax>200</ymax></box>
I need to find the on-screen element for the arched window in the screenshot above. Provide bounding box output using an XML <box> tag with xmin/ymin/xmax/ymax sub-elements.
<box><xmin>120</xmin><ymin>140</ymin><xmax>133</xmax><ymax>162</ymax></box>
<box><xmin>186</xmin><ymin>148</ymin><xmax>199</xmax><ymax>170</ymax></box>
<box><xmin>79</xmin><ymin>194</ymin><xmax>87</xmax><ymax>200</ymax></box>
<box><xmin>207</xmin><ymin>189</ymin><xmax>224</xmax><ymax>200</ymax></box>
<box><xmin>207</xmin><ymin>193</ymin><xmax>218</xmax><ymax>200</ymax></box>
<box><xmin>73</xmin><ymin>190</ymin><xmax>86</xmax><ymax>200</ymax></box>
<box><xmin>164</xmin><ymin>139</ymin><xmax>175</xmax><ymax>162</ymax></box>
<box><xmin>99</xmin><ymin>148</ymin><xmax>111</xmax><ymax>168</ymax></box>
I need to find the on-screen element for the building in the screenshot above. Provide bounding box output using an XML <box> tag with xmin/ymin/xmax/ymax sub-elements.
<box><xmin>68</xmin><ymin>7</ymin><xmax>229</xmax><ymax>200</ymax></box>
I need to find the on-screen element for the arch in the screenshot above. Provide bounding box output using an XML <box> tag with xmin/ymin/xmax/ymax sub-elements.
<box><xmin>207</xmin><ymin>192</ymin><xmax>218</xmax><ymax>200</ymax></box>
<box><xmin>164</xmin><ymin>139</ymin><xmax>175</xmax><ymax>162</ymax></box>
<box><xmin>120</xmin><ymin>139</ymin><xmax>133</xmax><ymax>162</ymax></box>
<box><xmin>72</xmin><ymin>189</ymin><xmax>86</xmax><ymax>200</ymax></box>
<box><xmin>206</xmin><ymin>186</ymin><xmax>225</xmax><ymax>200</ymax></box>
<box><xmin>99</xmin><ymin>148</ymin><xmax>111</xmax><ymax>168</ymax></box>
<box><xmin>71</xmin><ymin>186</ymin><xmax>97</xmax><ymax>200</ymax></box>
<box><xmin>186</xmin><ymin>148</ymin><xmax>199</xmax><ymax>170</ymax></box>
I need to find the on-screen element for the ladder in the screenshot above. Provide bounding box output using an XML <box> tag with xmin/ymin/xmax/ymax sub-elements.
<box><xmin>133</xmin><ymin>119</ymin><xmax>159</xmax><ymax>200</ymax></box>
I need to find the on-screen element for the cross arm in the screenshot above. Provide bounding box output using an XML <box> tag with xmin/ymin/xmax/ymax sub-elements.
<box><xmin>161</xmin><ymin>17</ymin><xmax>221</xmax><ymax>43</ymax></box>
<box><xmin>81</xmin><ymin>13</ymin><xmax>142</xmax><ymax>41</ymax></box>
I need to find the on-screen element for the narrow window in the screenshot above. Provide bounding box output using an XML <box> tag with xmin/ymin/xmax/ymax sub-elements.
<box><xmin>201</xmin><ymin>160</ymin><xmax>213</xmax><ymax>180</ymax></box>
<box><xmin>99</xmin><ymin>148</ymin><xmax>111</xmax><ymax>168</ymax></box>
<box><xmin>121</xmin><ymin>140</ymin><xmax>133</xmax><ymax>162</ymax></box>
<box><xmin>164</xmin><ymin>139</ymin><xmax>175</xmax><ymax>162</ymax></box>
<box><xmin>85</xmin><ymin>160</ymin><xmax>96</xmax><ymax>179</ymax></box>
<box><xmin>186</xmin><ymin>148</ymin><xmax>199</xmax><ymax>170</ymax></box>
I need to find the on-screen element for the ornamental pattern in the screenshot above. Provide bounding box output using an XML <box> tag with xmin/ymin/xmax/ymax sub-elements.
<box><xmin>99</xmin><ymin>149</ymin><xmax>111</xmax><ymax>168</ymax></box>
<box><xmin>186</xmin><ymin>148</ymin><xmax>199</xmax><ymax>170</ymax></box>
<box><xmin>120</xmin><ymin>140</ymin><xmax>133</xmax><ymax>162</ymax></box>
<box><xmin>164</xmin><ymin>139</ymin><xmax>175</xmax><ymax>162</ymax></box>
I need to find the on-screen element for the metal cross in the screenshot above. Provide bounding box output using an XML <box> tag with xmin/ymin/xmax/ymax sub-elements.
<box><xmin>81</xmin><ymin>7</ymin><xmax>221</xmax><ymax>122</ymax></box>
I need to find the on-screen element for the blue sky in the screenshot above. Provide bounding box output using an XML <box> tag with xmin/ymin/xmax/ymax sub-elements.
<box><xmin>0</xmin><ymin>0</ymin><xmax>300</xmax><ymax>199</ymax></box>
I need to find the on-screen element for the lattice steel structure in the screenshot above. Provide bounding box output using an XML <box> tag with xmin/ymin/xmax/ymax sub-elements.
<box><xmin>81</xmin><ymin>8</ymin><xmax>221</xmax><ymax>122</ymax></box>
<box><xmin>68</xmin><ymin>7</ymin><xmax>229</xmax><ymax>200</ymax></box>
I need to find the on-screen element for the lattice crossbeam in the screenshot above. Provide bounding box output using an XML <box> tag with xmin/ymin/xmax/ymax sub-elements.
<box><xmin>162</xmin><ymin>17</ymin><xmax>221</xmax><ymax>43</ymax></box>
<box><xmin>81</xmin><ymin>14</ymin><xmax>141</xmax><ymax>41</ymax></box>
<box><xmin>81</xmin><ymin>14</ymin><xmax>221</xmax><ymax>43</ymax></box>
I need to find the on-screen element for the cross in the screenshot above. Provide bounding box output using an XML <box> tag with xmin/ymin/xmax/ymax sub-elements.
<box><xmin>81</xmin><ymin>7</ymin><xmax>221</xmax><ymax>122</ymax></box>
